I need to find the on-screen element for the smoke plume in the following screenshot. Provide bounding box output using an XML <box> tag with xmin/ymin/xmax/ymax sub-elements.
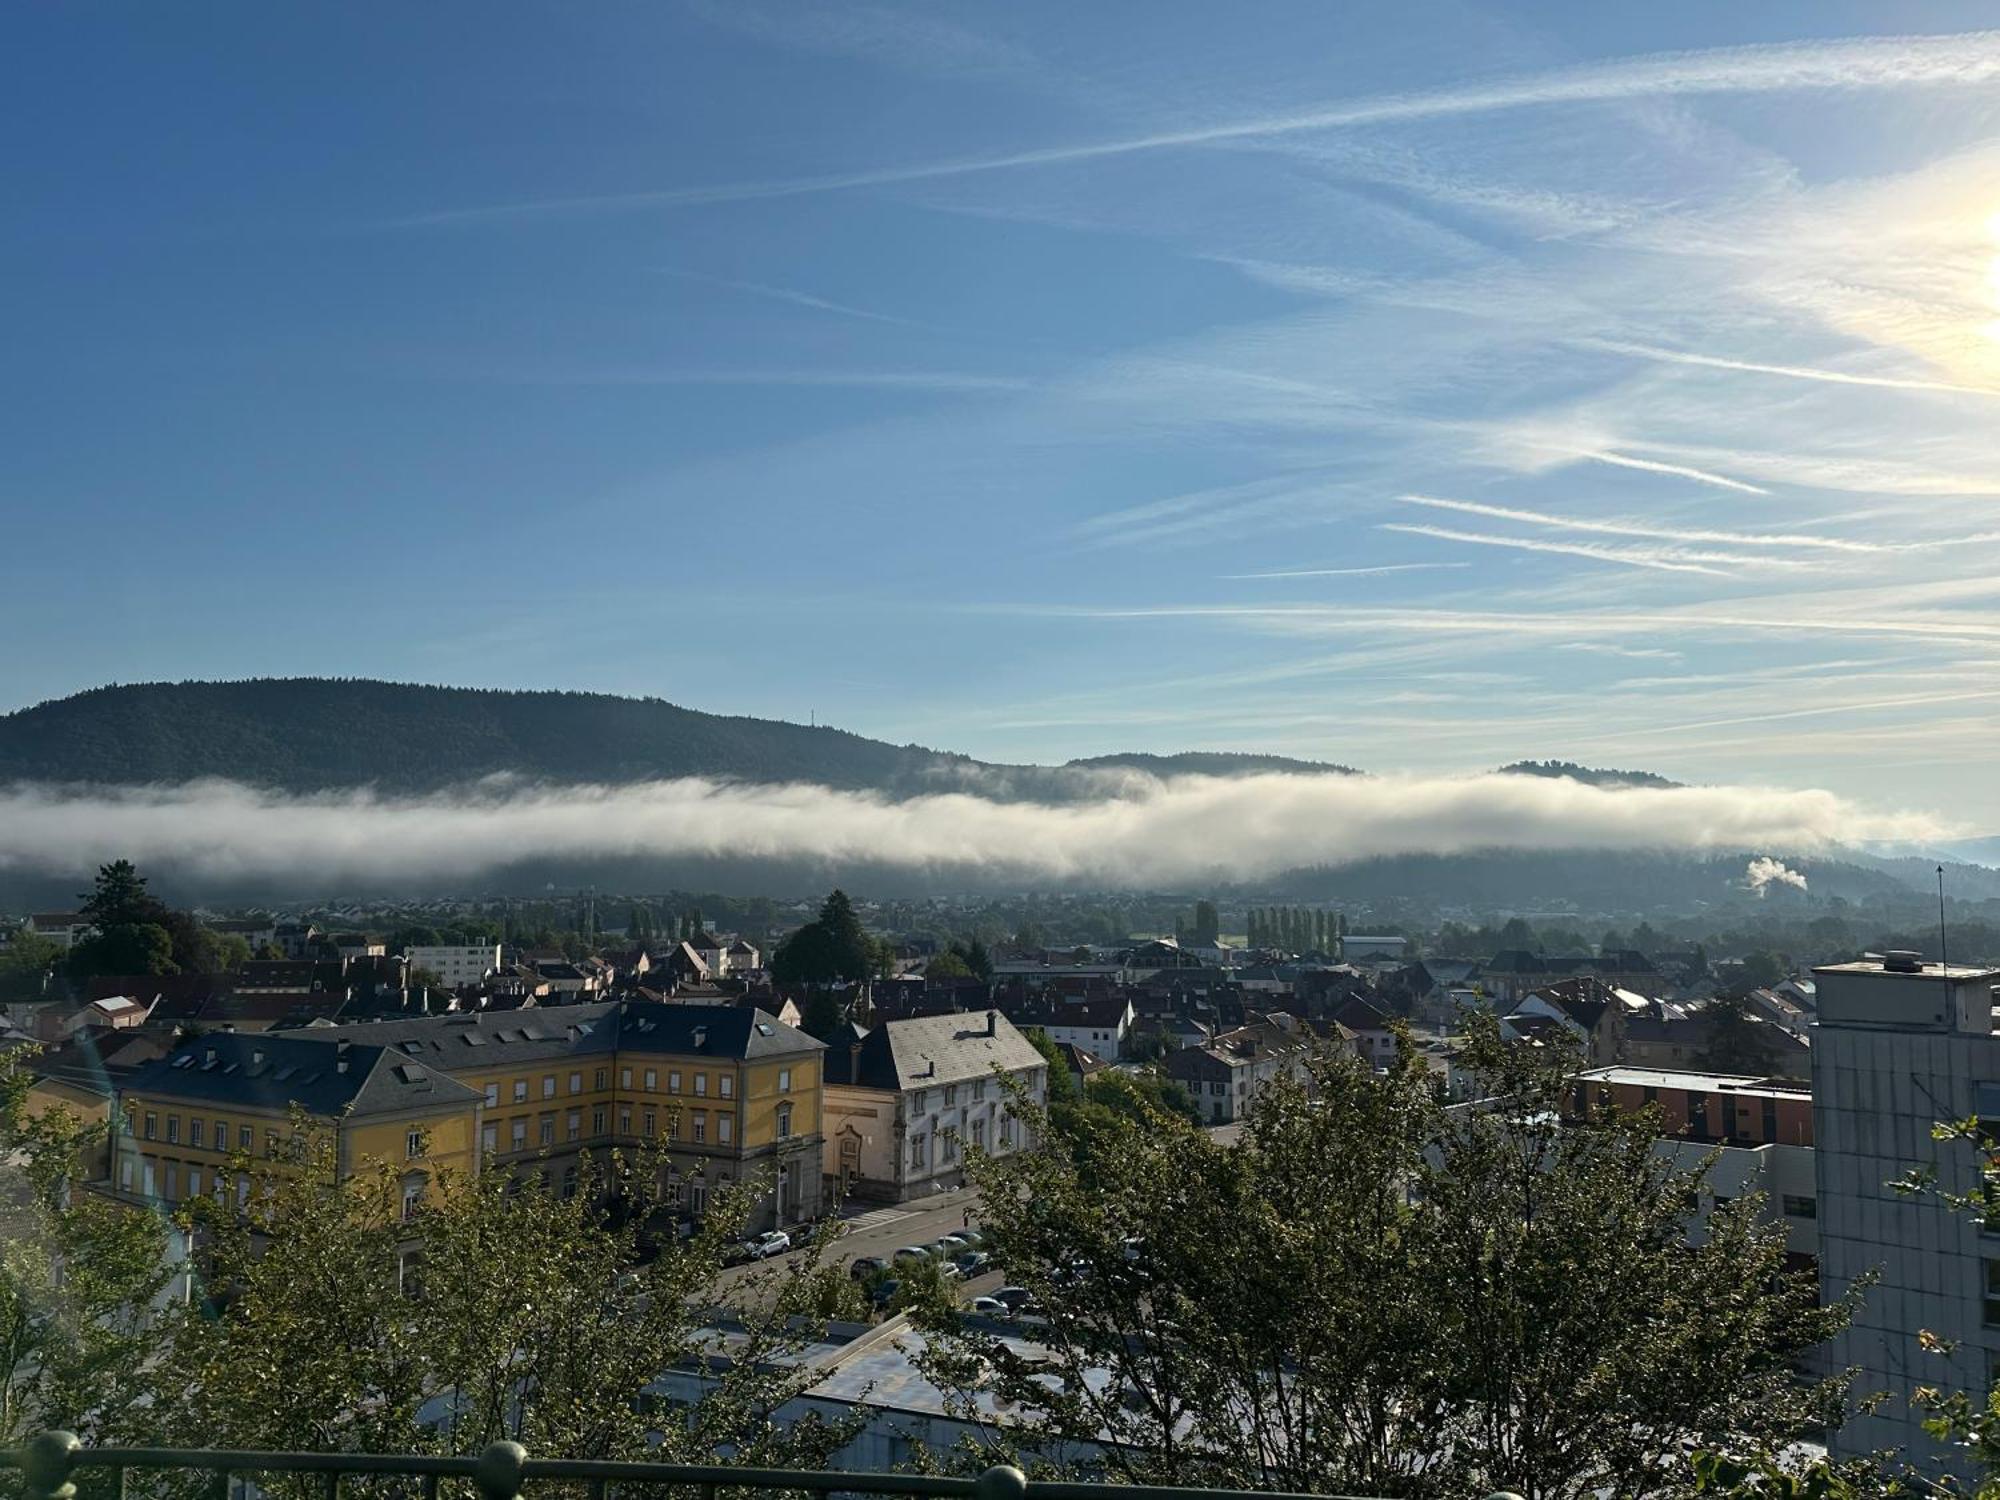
<box><xmin>0</xmin><ymin>772</ymin><xmax>1939</xmax><ymax>889</ymax></box>
<box><xmin>1744</xmin><ymin>855</ymin><xmax>1811</xmax><ymax>895</ymax></box>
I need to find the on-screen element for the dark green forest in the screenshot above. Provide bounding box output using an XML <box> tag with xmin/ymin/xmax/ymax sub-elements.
<box><xmin>0</xmin><ymin>679</ymin><xmax>1346</xmax><ymax>797</ymax></box>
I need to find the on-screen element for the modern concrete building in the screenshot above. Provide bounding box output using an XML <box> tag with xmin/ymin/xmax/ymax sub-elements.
<box><xmin>404</xmin><ymin>943</ymin><xmax>502</xmax><ymax>989</ymax></box>
<box><xmin>1812</xmin><ymin>952</ymin><xmax>2000</xmax><ymax>1476</ymax></box>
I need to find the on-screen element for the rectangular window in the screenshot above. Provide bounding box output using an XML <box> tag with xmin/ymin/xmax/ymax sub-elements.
<box><xmin>914</xmin><ymin>1089</ymin><xmax>927</xmax><ymax>1114</ymax></box>
<box><xmin>567</xmin><ymin>1110</ymin><xmax>581</xmax><ymax>1142</ymax></box>
<box><xmin>540</xmin><ymin>1116</ymin><xmax>556</xmax><ymax>1147</ymax></box>
<box><xmin>944</xmin><ymin>1084</ymin><xmax>957</xmax><ymax>1107</ymax></box>
<box><xmin>542</xmin><ymin>1075</ymin><xmax>556</xmax><ymax>1099</ymax></box>
<box><xmin>144</xmin><ymin>1112</ymin><xmax>157</xmax><ymax>1141</ymax></box>
<box><xmin>569</xmin><ymin>1072</ymin><xmax>583</xmax><ymax>1095</ymax></box>
<box><xmin>214</xmin><ymin>1118</ymin><xmax>226</xmax><ymax>1149</ymax></box>
<box><xmin>620</xmin><ymin>1067</ymin><xmax>633</xmax><ymax>1089</ymax></box>
<box><xmin>694</xmin><ymin>1073</ymin><xmax>707</xmax><ymax>1097</ymax></box>
<box><xmin>972</xmin><ymin>1119</ymin><xmax>986</xmax><ymax>1151</ymax></box>
<box><xmin>121</xmin><ymin>1159</ymin><xmax>133</xmax><ymax>1191</ymax></box>
<box><xmin>482</xmin><ymin>1124</ymin><xmax>497</xmax><ymax>1154</ymax></box>
<box><xmin>779</xmin><ymin>1068</ymin><xmax>792</xmax><ymax>1093</ymax></box>
<box><xmin>485</xmin><ymin>1083</ymin><xmax>499</xmax><ymax>1108</ymax></box>
<box><xmin>591</xmin><ymin>1106</ymin><xmax>606</xmax><ymax>1134</ymax></box>
<box><xmin>719</xmin><ymin>1074</ymin><xmax>734</xmax><ymax>1099</ymax></box>
<box><xmin>1691</xmin><ymin>1098</ymin><xmax>1710</xmax><ymax>1136</ymax></box>
<box><xmin>166</xmin><ymin>1116</ymin><xmax>180</xmax><ymax>1144</ymax></box>
<box><xmin>512</xmin><ymin>1119</ymin><xmax>527</xmax><ymax>1150</ymax></box>
<box><xmin>593</xmin><ymin>1068</ymin><xmax>607</xmax><ymax>1090</ymax></box>
<box><xmin>668</xmin><ymin>1110</ymin><xmax>681</xmax><ymax>1141</ymax></box>
<box><xmin>407</xmin><ymin>1129</ymin><xmax>424</xmax><ymax>1159</ymax></box>
<box><xmin>239</xmin><ymin>1124</ymin><xmax>253</xmax><ymax>1150</ymax></box>
<box><xmin>188</xmin><ymin>1168</ymin><xmax>201</xmax><ymax>1198</ymax></box>
<box><xmin>642</xmin><ymin>1108</ymin><xmax>657</xmax><ymax>1137</ymax></box>
<box><xmin>693</xmin><ymin>1111</ymin><xmax>707</xmax><ymax>1144</ymax></box>
<box><xmin>718</xmin><ymin>1112</ymin><xmax>733</xmax><ymax>1145</ymax></box>
<box><xmin>776</xmin><ymin>1102</ymin><xmax>793</xmax><ymax>1141</ymax></box>
<box><xmin>166</xmin><ymin>1164</ymin><xmax>179</xmax><ymax>1199</ymax></box>
<box><xmin>974</xmin><ymin>1080</ymin><xmax>986</xmax><ymax>1102</ymax></box>
<box><xmin>1763</xmin><ymin>1100</ymin><xmax>1779</xmax><ymax>1140</ymax></box>
<box><xmin>644</xmin><ymin>1069</ymin><xmax>657</xmax><ymax>1091</ymax></box>
<box><xmin>265</xmin><ymin>1130</ymin><xmax>279</xmax><ymax>1159</ymax></box>
<box><xmin>910</xmin><ymin>1133</ymin><xmax>927</xmax><ymax>1170</ymax></box>
<box><xmin>513</xmin><ymin>1079</ymin><xmax>528</xmax><ymax>1104</ymax></box>
<box><xmin>190</xmin><ymin>1119</ymin><xmax>205</xmax><ymax>1149</ymax></box>
<box><xmin>1783</xmin><ymin>1195</ymin><xmax>1818</xmax><ymax>1219</ymax></box>
<box><xmin>618</xmin><ymin>1105</ymin><xmax>632</xmax><ymax>1134</ymax></box>
<box><xmin>1985</xmin><ymin>1260</ymin><xmax>2000</xmax><ymax>1328</ymax></box>
<box><xmin>669</xmin><ymin>1070</ymin><xmax>682</xmax><ymax>1094</ymax></box>
<box><xmin>1000</xmin><ymin>1115</ymin><xmax>1015</xmax><ymax>1147</ymax></box>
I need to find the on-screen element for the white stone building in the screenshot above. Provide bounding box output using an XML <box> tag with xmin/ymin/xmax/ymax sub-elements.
<box><xmin>821</xmin><ymin>1011</ymin><xmax>1046</xmax><ymax>1202</ymax></box>
<box><xmin>404</xmin><ymin>943</ymin><xmax>502</xmax><ymax>989</ymax></box>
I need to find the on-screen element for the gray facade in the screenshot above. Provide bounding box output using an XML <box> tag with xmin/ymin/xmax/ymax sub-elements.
<box><xmin>1814</xmin><ymin>958</ymin><xmax>2000</xmax><ymax>1476</ymax></box>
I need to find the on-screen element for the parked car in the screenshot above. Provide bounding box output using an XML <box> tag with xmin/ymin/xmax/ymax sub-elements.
<box><xmin>928</xmin><ymin>1238</ymin><xmax>962</xmax><ymax>1259</ymax></box>
<box><xmin>869</xmin><ymin>1278</ymin><xmax>900</xmax><ymax>1308</ymax></box>
<box><xmin>893</xmin><ymin>1245</ymin><xmax>932</xmax><ymax>1264</ymax></box>
<box><xmin>953</xmin><ymin>1251</ymin><xmax>989</xmax><ymax>1276</ymax></box>
<box><xmin>748</xmin><ymin>1230</ymin><xmax>791</xmax><ymax>1260</ymax></box>
<box><xmin>992</xmin><ymin>1285</ymin><xmax>1033</xmax><ymax>1309</ymax></box>
<box><xmin>970</xmin><ymin>1296</ymin><xmax>1008</xmax><ymax>1316</ymax></box>
<box><xmin>849</xmin><ymin>1255</ymin><xmax>886</xmax><ymax>1281</ymax></box>
<box><xmin>938</xmin><ymin>1260</ymin><xmax>963</xmax><ymax>1281</ymax></box>
<box><xmin>937</xmin><ymin>1232</ymin><xmax>975</xmax><ymax>1252</ymax></box>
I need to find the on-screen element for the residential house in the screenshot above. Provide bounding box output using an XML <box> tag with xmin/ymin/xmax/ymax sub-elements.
<box><xmin>821</xmin><ymin>1011</ymin><xmax>1046</xmax><ymax>1203</ymax></box>
<box><xmin>687</xmin><ymin>930</ymin><xmax>728</xmax><ymax>977</ymax></box>
<box><xmin>726</xmin><ymin>938</ymin><xmax>762</xmax><ymax>974</ymax></box>
<box><xmin>1622</xmin><ymin>1000</ymin><xmax>1810</xmax><ymax>1075</ymax></box>
<box><xmin>1167</xmin><ymin>1020</ymin><xmax>1313</xmax><ymax>1125</ymax></box>
<box><xmin>1503</xmin><ymin>977</ymin><xmax>1629</xmax><ymax>1067</ymax></box>
<box><xmin>1340</xmin><ymin>934</ymin><xmax>1408</xmax><ymax>963</ymax></box>
<box><xmin>24</xmin><ymin>912</ymin><xmax>93</xmax><ymax>950</ymax></box>
<box><xmin>996</xmin><ymin>994</ymin><xmax>1135</xmax><ymax>1063</ymax></box>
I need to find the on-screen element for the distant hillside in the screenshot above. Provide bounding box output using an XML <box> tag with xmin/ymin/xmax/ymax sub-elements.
<box><xmin>1496</xmin><ymin>760</ymin><xmax>1682</xmax><ymax>790</ymax></box>
<box><xmin>0</xmin><ymin>680</ymin><xmax>1357</xmax><ymax>799</ymax></box>
<box><xmin>1065</xmin><ymin>751</ymin><xmax>1356</xmax><ymax>777</ymax></box>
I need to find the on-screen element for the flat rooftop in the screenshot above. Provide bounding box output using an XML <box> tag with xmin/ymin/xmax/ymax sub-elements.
<box><xmin>1812</xmin><ymin>959</ymin><xmax>2000</xmax><ymax>981</ymax></box>
<box><xmin>1579</xmin><ymin>1064</ymin><xmax>1811</xmax><ymax>1098</ymax></box>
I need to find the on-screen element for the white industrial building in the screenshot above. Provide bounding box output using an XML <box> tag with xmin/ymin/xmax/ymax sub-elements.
<box><xmin>1813</xmin><ymin>952</ymin><xmax>2000</xmax><ymax>1479</ymax></box>
<box><xmin>403</xmin><ymin>943</ymin><xmax>501</xmax><ymax>988</ymax></box>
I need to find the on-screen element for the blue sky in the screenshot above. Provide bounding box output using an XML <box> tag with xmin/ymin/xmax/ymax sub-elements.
<box><xmin>10</xmin><ymin>3</ymin><xmax>2000</xmax><ymax>819</ymax></box>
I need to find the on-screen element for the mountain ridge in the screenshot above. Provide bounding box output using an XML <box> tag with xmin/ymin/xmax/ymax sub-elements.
<box><xmin>0</xmin><ymin>678</ymin><xmax>1357</xmax><ymax>798</ymax></box>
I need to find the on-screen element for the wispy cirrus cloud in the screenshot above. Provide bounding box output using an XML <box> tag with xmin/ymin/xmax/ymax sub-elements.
<box><xmin>1585</xmin><ymin>337</ymin><xmax>2000</xmax><ymax>399</ymax></box>
<box><xmin>1224</xmin><ymin>562</ymin><xmax>1472</xmax><ymax>580</ymax></box>
<box><xmin>1396</xmin><ymin>493</ymin><xmax>1881</xmax><ymax>553</ymax></box>
<box><xmin>653</xmin><ymin>267</ymin><xmax>920</xmax><ymax>327</ymax></box>
<box><xmin>1378</xmin><ymin>521</ymin><xmax>1793</xmax><ymax>576</ymax></box>
<box><xmin>392</xmin><ymin>30</ymin><xmax>2000</xmax><ymax>225</ymax></box>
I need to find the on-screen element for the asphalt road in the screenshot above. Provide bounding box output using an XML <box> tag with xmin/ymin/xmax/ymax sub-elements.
<box><xmin>714</xmin><ymin>1184</ymin><xmax>1009</xmax><ymax>1304</ymax></box>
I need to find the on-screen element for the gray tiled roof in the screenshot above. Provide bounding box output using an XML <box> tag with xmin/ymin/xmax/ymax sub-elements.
<box><xmin>124</xmin><ymin>1031</ymin><xmax>480</xmax><ymax>1118</ymax></box>
<box><xmin>824</xmin><ymin>1011</ymin><xmax>1042</xmax><ymax>1091</ymax></box>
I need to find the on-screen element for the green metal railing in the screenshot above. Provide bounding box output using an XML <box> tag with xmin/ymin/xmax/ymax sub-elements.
<box><xmin>1</xmin><ymin>1434</ymin><xmax>1525</xmax><ymax>1500</ymax></box>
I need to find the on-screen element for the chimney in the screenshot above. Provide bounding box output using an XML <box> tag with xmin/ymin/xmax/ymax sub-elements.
<box><xmin>335</xmin><ymin>1039</ymin><xmax>352</xmax><ymax>1074</ymax></box>
<box><xmin>693</xmin><ymin>1026</ymin><xmax>707</xmax><ymax>1050</ymax></box>
<box><xmin>204</xmin><ymin>1047</ymin><xmax>217</xmax><ymax>1066</ymax></box>
<box><xmin>251</xmin><ymin>1047</ymin><xmax>265</xmax><ymax>1068</ymax></box>
<box><xmin>848</xmin><ymin>1040</ymin><xmax>862</xmax><ymax>1080</ymax></box>
<box><xmin>986</xmin><ymin>1009</ymin><xmax>998</xmax><ymax>1037</ymax></box>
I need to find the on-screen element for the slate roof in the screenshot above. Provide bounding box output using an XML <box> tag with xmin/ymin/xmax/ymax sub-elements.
<box><xmin>285</xmin><ymin>999</ymin><xmax>820</xmax><ymax>1068</ymax></box>
<box><xmin>124</xmin><ymin>1031</ymin><xmax>480</xmax><ymax>1118</ymax></box>
<box><xmin>822</xmin><ymin>1011</ymin><xmax>1042</xmax><ymax>1092</ymax></box>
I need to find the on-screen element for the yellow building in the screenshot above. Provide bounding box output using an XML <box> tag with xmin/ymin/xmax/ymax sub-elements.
<box><xmin>113</xmin><ymin>1032</ymin><xmax>482</xmax><ymax>1218</ymax></box>
<box><xmin>283</xmin><ymin>1001</ymin><xmax>825</xmax><ymax>1232</ymax></box>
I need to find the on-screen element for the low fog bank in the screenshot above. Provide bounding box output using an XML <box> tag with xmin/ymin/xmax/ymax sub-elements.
<box><xmin>0</xmin><ymin>770</ymin><xmax>1944</xmax><ymax>895</ymax></box>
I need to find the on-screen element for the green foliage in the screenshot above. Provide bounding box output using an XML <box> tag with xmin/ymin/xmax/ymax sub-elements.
<box><xmin>1697</xmin><ymin>993</ymin><xmax>1783</xmax><ymax>1076</ymax></box>
<box><xmin>0</xmin><ymin>932</ymin><xmax>62</xmax><ymax>1003</ymax></box>
<box><xmin>770</xmin><ymin>889</ymin><xmax>875</xmax><ymax>986</ymax></box>
<box><xmin>798</xmin><ymin>989</ymin><xmax>847</xmax><ymax>1042</ymax></box>
<box><xmin>0</xmin><ymin>1048</ymin><xmax>180</xmax><ymax>1447</ymax></box>
<box><xmin>1020</xmin><ymin>1027</ymin><xmax>1078</xmax><ymax>1108</ymax></box>
<box><xmin>926</xmin><ymin>949</ymin><xmax>975</xmax><ymax>981</ymax></box>
<box><xmin>925</xmin><ymin>1021</ymin><xmax>1851</xmax><ymax>1498</ymax></box>
<box><xmin>66</xmin><ymin>860</ymin><xmax>226</xmax><ymax>981</ymax></box>
<box><xmin>1081</xmin><ymin>1068</ymin><xmax>1201</xmax><ymax>1126</ymax></box>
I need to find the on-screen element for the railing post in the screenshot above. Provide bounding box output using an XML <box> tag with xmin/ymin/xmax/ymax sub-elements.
<box><xmin>22</xmin><ymin>1431</ymin><xmax>81</xmax><ymax>1500</ymax></box>
<box><xmin>974</xmin><ymin>1465</ymin><xmax>1028</xmax><ymax>1500</ymax></box>
<box><xmin>473</xmin><ymin>1442</ymin><xmax>528</xmax><ymax>1500</ymax></box>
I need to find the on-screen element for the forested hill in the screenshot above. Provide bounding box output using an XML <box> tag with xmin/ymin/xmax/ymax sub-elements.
<box><xmin>0</xmin><ymin>680</ymin><xmax>1348</xmax><ymax>797</ymax></box>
